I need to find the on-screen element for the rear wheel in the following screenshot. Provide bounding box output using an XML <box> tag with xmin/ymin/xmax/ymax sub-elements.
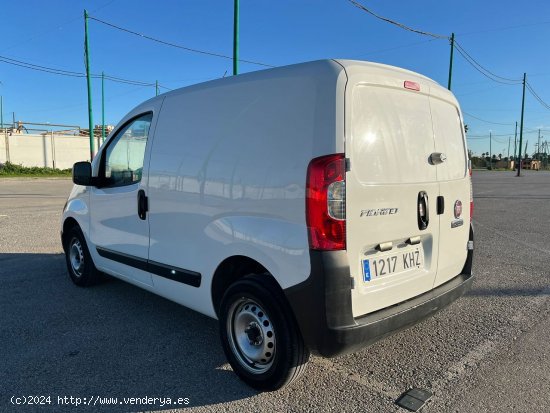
<box><xmin>64</xmin><ymin>225</ymin><xmax>102</xmax><ymax>287</ymax></box>
<box><xmin>219</xmin><ymin>275</ymin><xmax>310</xmax><ymax>390</ymax></box>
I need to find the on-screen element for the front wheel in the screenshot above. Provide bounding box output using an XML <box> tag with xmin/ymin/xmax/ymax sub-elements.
<box><xmin>64</xmin><ymin>225</ymin><xmax>102</xmax><ymax>287</ymax></box>
<box><xmin>219</xmin><ymin>276</ymin><xmax>310</xmax><ymax>391</ymax></box>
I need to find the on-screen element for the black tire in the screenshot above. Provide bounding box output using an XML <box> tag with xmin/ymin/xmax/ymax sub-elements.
<box><xmin>63</xmin><ymin>225</ymin><xmax>102</xmax><ymax>287</ymax></box>
<box><xmin>219</xmin><ymin>275</ymin><xmax>310</xmax><ymax>391</ymax></box>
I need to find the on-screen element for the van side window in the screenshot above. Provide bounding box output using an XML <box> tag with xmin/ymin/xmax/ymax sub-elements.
<box><xmin>103</xmin><ymin>113</ymin><xmax>153</xmax><ymax>187</ymax></box>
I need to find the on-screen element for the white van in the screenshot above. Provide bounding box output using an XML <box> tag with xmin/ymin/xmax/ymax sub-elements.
<box><xmin>62</xmin><ymin>59</ymin><xmax>474</xmax><ymax>390</ymax></box>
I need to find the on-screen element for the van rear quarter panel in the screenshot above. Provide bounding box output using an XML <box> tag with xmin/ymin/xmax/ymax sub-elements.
<box><xmin>147</xmin><ymin>61</ymin><xmax>346</xmax><ymax>317</ymax></box>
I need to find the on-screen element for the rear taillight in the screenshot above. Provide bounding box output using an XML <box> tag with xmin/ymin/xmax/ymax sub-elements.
<box><xmin>306</xmin><ymin>154</ymin><xmax>346</xmax><ymax>250</ymax></box>
<box><xmin>469</xmin><ymin>163</ymin><xmax>474</xmax><ymax>219</ymax></box>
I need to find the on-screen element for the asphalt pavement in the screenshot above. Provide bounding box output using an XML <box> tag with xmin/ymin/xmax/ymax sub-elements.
<box><xmin>0</xmin><ymin>171</ymin><xmax>549</xmax><ymax>413</ymax></box>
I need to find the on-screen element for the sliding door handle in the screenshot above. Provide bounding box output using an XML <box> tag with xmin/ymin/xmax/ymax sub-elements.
<box><xmin>137</xmin><ymin>189</ymin><xmax>148</xmax><ymax>220</ymax></box>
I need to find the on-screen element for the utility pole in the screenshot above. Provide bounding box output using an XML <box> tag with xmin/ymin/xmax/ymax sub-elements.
<box><xmin>233</xmin><ymin>0</ymin><xmax>239</xmax><ymax>76</ymax></box>
<box><xmin>537</xmin><ymin>129</ymin><xmax>541</xmax><ymax>160</ymax></box>
<box><xmin>84</xmin><ymin>9</ymin><xmax>95</xmax><ymax>160</ymax></box>
<box><xmin>155</xmin><ymin>80</ymin><xmax>159</xmax><ymax>96</ymax></box>
<box><xmin>0</xmin><ymin>96</ymin><xmax>3</xmax><ymax>129</ymax></box>
<box><xmin>447</xmin><ymin>33</ymin><xmax>455</xmax><ymax>90</ymax></box>
<box><xmin>507</xmin><ymin>136</ymin><xmax>511</xmax><ymax>159</ymax></box>
<box><xmin>101</xmin><ymin>71</ymin><xmax>105</xmax><ymax>146</ymax></box>
<box><xmin>513</xmin><ymin>121</ymin><xmax>518</xmax><ymax>165</ymax></box>
<box><xmin>517</xmin><ymin>73</ymin><xmax>526</xmax><ymax>177</ymax></box>
<box><xmin>489</xmin><ymin>132</ymin><xmax>493</xmax><ymax>171</ymax></box>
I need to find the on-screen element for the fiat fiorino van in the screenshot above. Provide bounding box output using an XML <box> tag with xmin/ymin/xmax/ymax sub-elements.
<box><xmin>62</xmin><ymin>60</ymin><xmax>474</xmax><ymax>390</ymax></box>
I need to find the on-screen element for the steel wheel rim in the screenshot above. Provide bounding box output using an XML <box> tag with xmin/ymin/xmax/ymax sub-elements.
<box><xmin>227</xmin><ymin>297</ymin><xmax>276</xmax><ymax>374</ymax></box>
<box><xmin>69</xmin><ymin>237</ymin><xmax>85</xmax><ymax>277</ymax></box>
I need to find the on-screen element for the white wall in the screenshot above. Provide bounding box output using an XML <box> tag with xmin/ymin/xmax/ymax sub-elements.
<box><xmin>0</xmin><ymin>132</ymin><xmax>92</xmax><ymax>169</ymax></box>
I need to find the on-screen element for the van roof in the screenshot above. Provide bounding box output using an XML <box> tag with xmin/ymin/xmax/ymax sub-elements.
<box><xmin>140</xmin><ymin>59</ymin><xmax>455</xmax><ymax>109</ymax></box>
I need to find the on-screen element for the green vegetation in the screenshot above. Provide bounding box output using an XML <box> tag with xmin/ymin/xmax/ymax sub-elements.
<box><xmin>0</xmin><ymin>162</ymin><xmax>72</xmax><ymax>177</ymax></box>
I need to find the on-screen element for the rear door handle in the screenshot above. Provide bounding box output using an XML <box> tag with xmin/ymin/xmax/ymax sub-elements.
<box><xmin>418</xmin><ymin>191</ymin><xmax>429</xmax><ymax>230</ymax></box>
<box><xmin>437</xmin><ymin>196</ymin><xmax>445</xmax><ymax>215</ymax></box>
<box><xmin>137</xmin><ymin>189</ymin><xmax>148</xmax><ymax>220</ymax></box>
<box><xmin>430</xmin><ymin>152</ymin><xmax>447</xmax><ymax>165</ymax></box>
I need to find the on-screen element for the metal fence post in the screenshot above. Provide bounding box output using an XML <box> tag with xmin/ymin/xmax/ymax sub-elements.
<box><xmin>4</xmin><ymin>129</ymin><xmax>9</xmax><ymax>163</ymax></box>
<box><xmin>51</xmin><ymin>131</ymin><xmax>56</xmax><ymax>169</ymax></box>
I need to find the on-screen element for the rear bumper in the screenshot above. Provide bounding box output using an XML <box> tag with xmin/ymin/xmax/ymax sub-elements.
<box><xmin>285</xmin><ymin>225</ymin><xmax>474</xmax><ymax>357</ymax></box>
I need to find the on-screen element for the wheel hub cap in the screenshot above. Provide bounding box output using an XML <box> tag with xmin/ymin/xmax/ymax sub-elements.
<box><xmin>227</xmin><ymin>298</ymin><xmax>276</xmax><ymax>374</ymax></box>
<box><xmin>69</xmin><ymin>238</ymin><xmax>84</xmax><ymax>277</ymax></box>
<box><xmin>245</xmin><ymin>322</ymin><xmax>263</xmax><ymax>346</ymax></box>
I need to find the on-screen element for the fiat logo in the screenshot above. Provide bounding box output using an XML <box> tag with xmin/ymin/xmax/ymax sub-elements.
<box><xmin>454</xmin><ymin>200</ymin><xmax>463</xmax><ymax>218</ymax></box>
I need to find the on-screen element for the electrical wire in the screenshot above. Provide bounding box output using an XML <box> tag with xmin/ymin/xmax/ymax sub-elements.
<box><xmin>88</xmin><ymin>15</ymin><xmax>275</xmax><ymax>68</ymax></box>
<box><xmin>462</xmin><ymin>111</ymin><xmax>514</xmax><ymax>126</ymax></box>
<box><xmin>0</xmin><ymin>53</ymin><xmax>170</xmax><ymax>89</ymax></box>
<box><xmin>346</xmin><ymin>0</ymin><xmax>447</xmax><ymax>39</ymax></box>
<box><xmin>467</xmin><ymin>132</ymin><xmax>515</xmax><ymax>138</ymax></box>
<box><xmin>493</xmin><ymin>136</ymin><xmax>511</xmax><ymax>144</ymax></box>
<box><xmin>468</xmin><ymin>129</ymin><xmax>542</xmax><ymax>139</ymax></box>
<box><xmin>0</xmin><ymin>55</ymin><xmax>85</xmax><ymax>77</ymax></box>
<box><xmin>454</xmin><ymin>42</ymin><xmax>521</xmax><ymax>83</ymax></box>
<box><xmin>454</xmin><ymin>42</ymin><xmax>522</xmax><ymax>85</ymax></box>
<box><xmin>526</xmin><ymin>82</ymin><xmax>550</xmax><ymax>111</ymax></box>
<box><xmin>525</xmin><ymin>127</ymin><xmax>550</xmax><ymax>133</ymax></box>
<box><xmin>345</xmin><ymin>0</ymin><xmax>523</xmax><ymax>88</ymax></box>
<box><xmin>100</xmin><ymin>74</ymin><xmax>154</xmax><ymax>87</ymax></box>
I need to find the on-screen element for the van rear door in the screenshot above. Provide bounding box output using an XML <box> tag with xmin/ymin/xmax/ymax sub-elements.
<box><xmin>430</xmin><ymin>94</ymin><xmax>470</xmax><ymax>287</ymax></box>
<box><xmin>345</xmin><ymin>77</ymin><xmax>440</xmax><ymax>317</ymax></box>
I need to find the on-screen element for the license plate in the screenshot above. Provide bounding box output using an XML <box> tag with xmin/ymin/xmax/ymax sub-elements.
<box><xmin>362</xmin><ymin>247</ymin><xmax>423</xmax><ymax>282</ymax></box>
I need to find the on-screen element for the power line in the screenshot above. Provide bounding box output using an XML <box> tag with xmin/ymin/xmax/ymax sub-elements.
<box><xmin>88</xmin><ymin>15</ymin><xmax>275</xmax><ymax>68</ymax></box>
<box><xmin>462</xmin><ymin>111</ymin><xmax>514</xmax><ymax>126</ymax></box>
<box><xmin>468</xmin><ymin>132</ymin><xmax>514</xmax><ymax>138</ymax></box>
<box><xmin>525</xmin><ymin>127</ymin><xmax>550</xmax><ymax>133</ymax></box>
<box><xmin>345</xmin><ymin>0</ymin><xmax>525</xmax><ymax>88</ymax></box>
<box><xmin>454</xmin><ymin>41</ymin><xmax>522</xmax><ymax>85</ymax></box>
<box><xmin>468</xmin><ymin>129</ymin><xmax>542</xmax><ymax>139</ymax></box>
<box><xmin>0</xmin><ymin>53</ymin><xmax>170</xmax><ymax>89</ymax></box>
<box><xmin>0</xmin><ymin>55</ymin><xmax>84</xmax><ymax>77</ymax></box>
<box><xmin>101</xmin><ymin>73</ymin><xmax>154</xmax><ymax>87</ymax></box>
<box><xmin>346</xmin><ymin>0</ymin><xmax>447</xmax><ymax>39</ymax></box>
<box><xmin>526</xmin><ymin>82</ymin><xmax>550</xmax><ymax>111</ymax></box>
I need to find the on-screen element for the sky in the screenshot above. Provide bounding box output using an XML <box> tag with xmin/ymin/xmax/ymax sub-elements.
<box><xmin>1</xmin><ymin>0</ymin><xmax>550</xmax><ymax>156</ymax></box>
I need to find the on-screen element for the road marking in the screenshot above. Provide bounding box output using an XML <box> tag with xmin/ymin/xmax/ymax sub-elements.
<box><xmin>0</xmin><ymin>214</ymin><xmax>8</xmax><ymax>217</ymax></box>
<box><xmin>432</xmin><ymin>286</ymin><xmax>550</xmax><ymax>396</ymax></box>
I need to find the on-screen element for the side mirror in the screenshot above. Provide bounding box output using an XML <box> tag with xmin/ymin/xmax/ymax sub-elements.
<box><xmin>73</xmin><ymin>161</ymin><xmax>93</xmax><ymax>186</ymax></box>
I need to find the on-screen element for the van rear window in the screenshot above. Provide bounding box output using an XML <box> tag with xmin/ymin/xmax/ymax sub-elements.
<box><xmin>350</xmin><ymin>85</ymin><xmax>437</xmax><ymax>184</ymax></box>
<box><xmin>430</xmin><ymin>97</ymin><xmax>467</xmax><ymax>180</ymax></box>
